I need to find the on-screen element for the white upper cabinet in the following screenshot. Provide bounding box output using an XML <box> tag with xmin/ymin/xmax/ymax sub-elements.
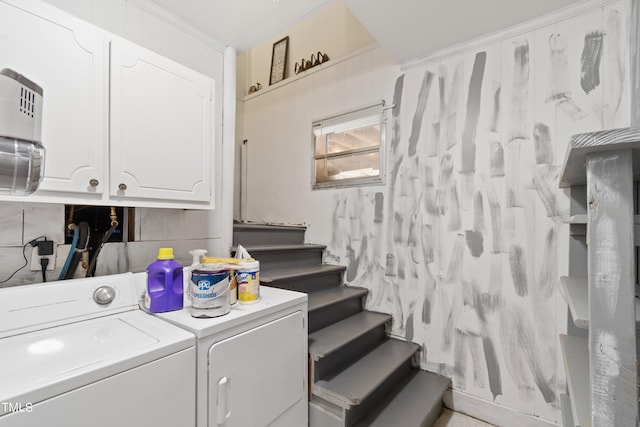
<box><xmin>0</xmin><ymin>0</ymin><xmax>219</xmax><ymax>209</ymax></box>
<box><xmin>0</xmin><ymin>0</ymin><xmax>107</xmax><ymax>196</ymax></box>
<box><xmin>110</xmin><ymin>37</ymin><xmax>214</xmax><ymax>203</ymax></box>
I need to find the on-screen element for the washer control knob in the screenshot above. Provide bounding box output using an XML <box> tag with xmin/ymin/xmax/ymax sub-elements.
<box><xmin>93</xmin><ymin>286</ymin><xmax>115</xmax><ymax>305</ymax></box>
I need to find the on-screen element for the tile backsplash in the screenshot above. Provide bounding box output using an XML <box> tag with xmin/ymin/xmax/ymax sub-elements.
<box><xmin>0</xmin><ymin>202</ymin><xmax>224</xmax><ymax>287</ymax></box>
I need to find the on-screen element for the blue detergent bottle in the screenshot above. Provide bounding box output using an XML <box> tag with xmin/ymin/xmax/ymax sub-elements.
<box><xmin>146</xmin><ymin>247</ymin><xmax>184</xmax><ymax>313</ymax></box>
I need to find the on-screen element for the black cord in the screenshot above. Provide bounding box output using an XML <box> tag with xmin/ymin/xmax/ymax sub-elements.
<box><xmin>0</xmin><ymin>235</ymin><xmax>47</xmax><ymax>284</ymax></box>
<box><xmin>0</xmin><ymin>243</ymin><xmax>29</xmax><ymax>284</ymax></box>
<box><xmin>40</xmin><ymin>257</ymin><xmax>49</xmax><ymax>282</ymax></box>
<box><xmin>86</xmin><ymin>223</ymin><xmax>117</xmax><ymax>278</ymax></box>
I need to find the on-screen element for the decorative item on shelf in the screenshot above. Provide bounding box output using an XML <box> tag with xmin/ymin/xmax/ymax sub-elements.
<box><xmin>248</xmin><ymin>83</ymin><xmax>262</xmax><ymax>94</ymax></box>
<box><xmin>269</xmin><ymin>36</ymin><xmax>289</xmax><ymax>85</ymax></box>
<box><xmin>294</xmin><ymin>59</ymin><xmax>309</xmax><ymax>74</ymax></box>
<box><xmin>294</xmin><ymin>51</ymin><xmax>330</xmax><ymax>74</ymax></box>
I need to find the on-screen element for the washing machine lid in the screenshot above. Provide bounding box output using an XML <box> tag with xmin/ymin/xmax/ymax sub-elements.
<box><xmin>0</xmin><ymin>275</ymin><xmax>194</xmax><ymax>416</ymax></box>
<box><xmin>0</xmin><ymin>310</ymin><xmax>194</xmax><ymax>415</ymax></box>
<box><xmin>0</xmin><ymin>273</ymin><xmax>140</xmax><ymax>338</ymax></box>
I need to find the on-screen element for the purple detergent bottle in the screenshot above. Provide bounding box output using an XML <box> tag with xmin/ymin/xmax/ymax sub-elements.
<box><xmin>146</xmin><ymin>247</ymin><xmax>184</xmax><ymax>313</ymax></box>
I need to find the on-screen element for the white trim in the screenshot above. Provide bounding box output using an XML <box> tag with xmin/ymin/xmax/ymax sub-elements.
<box><xmin>222</xmin><ymin>46</ymin><xmax>237</xmax><ymax>252</ymax></box>
<box><xmin>631</xmin><ymin>0</ymin><xmax>640</xmax><ymax>127</ymax></box>
<box><xmin>242</xmin><ymin>42</ymin><xmax>382</xmax><ymax>102</ymax></box>
<box><xmin>402</xmin><ymin>0</ymin><xmax>622</xmax><ymax>69</ymax></box>
<box><xmin>444</xmin><ymin>389</ymin><xmax>559</xmax><ymax>427</ymax></box>
<box><xmin>126</xmin><ymin>0</ymin><xmax>226</xmax><ymax>52</ymax></box>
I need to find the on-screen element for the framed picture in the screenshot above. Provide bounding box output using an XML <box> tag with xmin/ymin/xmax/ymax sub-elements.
<box><xmin>269</xmin><ymin>36</ymin><xmax>289</xmax><ymax>86</ymax></box>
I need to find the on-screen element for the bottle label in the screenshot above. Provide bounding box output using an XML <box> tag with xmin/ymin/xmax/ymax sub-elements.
<box><xmin>190</xmin><ymin>270</ymin><xmax>230</xmax><ymax>308</ymax></box>
<box><xmin>237</xmin><ymin>268</ymin><xmax>260</xmax><ymax>303</ymax></box>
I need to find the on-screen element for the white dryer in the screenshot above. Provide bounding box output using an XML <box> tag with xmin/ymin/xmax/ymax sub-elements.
<box><xmin>149</xmin><ymin>275</ymin><xmax>308</xmax><ymax>427</ymax></box>
<box><xmin>0</xmin><ymin>273</ymin><xmax>196</xmax><ymax>427</ymax></box>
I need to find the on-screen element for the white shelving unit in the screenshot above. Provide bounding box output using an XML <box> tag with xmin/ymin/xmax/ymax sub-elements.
<box><xmin>559</xmin><ymin>277</ymin><xmax>589</xmax><ymax>329</ymax></box>
<box><xmin>559</xmin><ymin>334</ymin><xmax>591</xmax><ymax>427</ymax></box>
<box><xmin>558</xmin><ymin>127</ymin><xmax>640</xmax><ymax>427</ymax></box>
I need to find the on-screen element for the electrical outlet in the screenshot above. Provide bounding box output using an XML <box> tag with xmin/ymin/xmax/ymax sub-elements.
<box><xmin>30</xmin><ymin>245</ymin><xmax>56</xmax><ymax>271</ymax></box>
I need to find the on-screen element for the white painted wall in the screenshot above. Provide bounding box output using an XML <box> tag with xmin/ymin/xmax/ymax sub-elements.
<box><xmin>234</xmin><ymin>1</ymin><xmax>376</xmax><ymax>222</ymax></box>
<box><xmin>236</xmin><ymin>0</ymin><xmax>375</xmax><ymax>96</ymax></box>
<box><xmin>240</xmin><ymin>0</ymin><xmax>630</xmax><ymax>423</ymax></box>
<box><xmin>242</xmin><ymin>44</ymin><xmax>398</xmax><ymax>225</ymax></box>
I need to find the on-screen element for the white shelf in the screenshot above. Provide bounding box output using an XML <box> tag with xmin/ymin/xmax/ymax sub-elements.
<box><xmin>560</xmin><ymin>393</ymin><xmax>575</xmax><ymax>427</ymax></box>
<box><xmin>242</xmin><ymin>42</ymin><xmax>379</xmax><ymax>101</ymax></box>
<box><xmin>565</xmin><ymin>214</ymin><xmax>640</xmax><ymax>225</ymax></box>
<box><xmin>559</xmin><ymin>276</ymin><xmax>589</xmax><ymax>329</ymax></box>
<box><xmin>560</xmin><ymin>334</ymin><xmax>591</xmax><ymax>427</ymax></box>
<box><xmin>565</xmin><ymin>214</ymin><xmax>587</xmax><ymax>225</ymax></box>
<box><xmin>559</xmin><ymin>127</ymin><xmax>640</xmax><ymax>187</ymax></box>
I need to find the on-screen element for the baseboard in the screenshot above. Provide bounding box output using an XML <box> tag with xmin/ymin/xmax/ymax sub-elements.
<box><xmin>443</xmin><ymin>389</ymin><xmax>559</xmax><ymax>427</ymax></box>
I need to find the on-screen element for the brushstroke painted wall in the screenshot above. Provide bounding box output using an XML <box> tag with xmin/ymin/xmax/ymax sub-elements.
<box><xmin>241</xmin><ymin>1</ymin><xmax>630</xmax><ymax>423</ymax></box>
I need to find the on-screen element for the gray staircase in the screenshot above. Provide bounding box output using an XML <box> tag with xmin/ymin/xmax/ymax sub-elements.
<box><xmin>233</xmin><ymin>223</ymin><xmax>450</xmax><ymax>427</ymax></box>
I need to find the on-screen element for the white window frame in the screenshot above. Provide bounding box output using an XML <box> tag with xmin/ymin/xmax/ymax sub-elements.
<box><xmin>311</xmin><ymin>101</ymin><xmax>386</xmax><ymax>190</ymax></box>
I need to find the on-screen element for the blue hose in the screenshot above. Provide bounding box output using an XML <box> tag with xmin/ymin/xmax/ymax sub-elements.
<box><xmin>58</xmin><ymin>226</ymin><xmax>78</xmax><ymax>280</ymax></box>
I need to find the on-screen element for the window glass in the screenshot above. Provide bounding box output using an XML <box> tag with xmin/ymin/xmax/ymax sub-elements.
<box><xmin>312</xmin><ymin>102</ymin><xmax>385</xmax><ymax>189</ymax></box>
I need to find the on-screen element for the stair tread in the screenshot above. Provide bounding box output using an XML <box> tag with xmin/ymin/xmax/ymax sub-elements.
<box><xmin>313</xmin><ymin>338</ymin><xmax>419</xmax><ymax>409</ymax></box>
<box><xmin>308</xmin><ymin>286</ymin><xmax>368</xmax><ymax>312</ymax></box>
<box><xmin>354</xmin><ymin>370</ymin><xmax>451</xmax><ymax>427</ymax></box>
<box><xmin>261</xmin><ymin>264</ymin><xmax>346</xmax><ymax>282</ymax></box>
<box><xmin>233</xmin><ymin>243</ymin><xmax>326</xmax><ymax>253</ymax></box>
<box><xmin>309</xmin><ymin>311</ymin><xmax>391</xmax><ymax>360</ymax></box>
<box><xmin>233</xmin><ymin>223</ymin><xmax>306</xmax><ymax>231</ymax></box>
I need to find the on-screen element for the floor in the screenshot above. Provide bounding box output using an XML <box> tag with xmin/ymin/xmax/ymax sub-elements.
<box><xmin>433</xmin><ymin>409</ymin><xmax>496</xmax><ymax>426</ymax></box>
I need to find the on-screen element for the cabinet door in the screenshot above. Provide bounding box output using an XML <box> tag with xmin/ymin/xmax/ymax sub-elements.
<box><xmin>0</xmin><ymin>0</ymin><xmax>107</xmax><ymax>195</ymax></box>
<box><xmin>208</xmin><ymin>311</ymin><xmax>306</xmax><ymax>427</ymax></box>
<box><xmin>110</xmin><ymin>38</ymin><xmax>214</xmax><ymax>203</ymax></box>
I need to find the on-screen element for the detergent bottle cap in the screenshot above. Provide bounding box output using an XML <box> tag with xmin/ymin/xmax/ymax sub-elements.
<box><xmin>157</xmin><ymin>248</ymin><xmax>175</xmax><ymax>260</ymax></box>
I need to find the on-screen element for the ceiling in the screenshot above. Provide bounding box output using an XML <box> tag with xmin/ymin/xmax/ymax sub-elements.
<box><xmin>343</xmin><ymin>0</ymin><xmax>583</xmax><ymax>62</ymax></box>
<box><xmin>148</xmin><ymin>0</ymin><xmax>583</xmax><ymax>61</ymax></box>
<box><xmin>147</xmin><ymin>0</ymin><xmax>334</xmax><ymax>53</ymax></box>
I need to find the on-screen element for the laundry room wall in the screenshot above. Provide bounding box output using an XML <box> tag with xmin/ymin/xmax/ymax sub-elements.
<box><xmin>0</xmin><ymin>0</ymin><xmax>230</xmax><ymax>287</ymax></box>
<box><xmin>233</xmin><ymin>0</ymin><xmax>375</xmax><ymax>221</ymax></box>
<box><xmin>0</xmin><ymin>204</ymin><xmax>224</xmax><ymax>286</ymax></box>
<box><xmin>236</xmin><ymin>0</ymin><xmax>375</xmax><ymax>96</ymax></box>
<box><xmin>240</xmin><ymin>0</ymin><xmax>630</xmax><ymax>424</ymax></box>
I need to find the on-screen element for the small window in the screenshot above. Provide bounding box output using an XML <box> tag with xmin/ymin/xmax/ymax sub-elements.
<box><xmin>312</xmin><ymin>101</ymin><xmax>386</xmax><ymax>189</ymax></box>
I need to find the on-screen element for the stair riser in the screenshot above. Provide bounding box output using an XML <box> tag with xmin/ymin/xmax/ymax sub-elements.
<box><xmin>422</xmin><ymin>402</ymin><xmax>444</xmax><ymax>427</ymax></box>
<box><xmin>345</xmin><ymin>359</ymin><xmax>414</xmax><ymax>427</ymax></box>
<box><xmin>309</xmin><ymin>296</ymin><xmax>364</xmax><ymax>334</ymax></box>
<box><xmin>248</xmin><ymin>249</ymin><xmax>324</xmax><ymax>270</ymax></box>
<box><xmin>233</xmin><ymin>228</ymin><xmax>305</xmax><ymax>246</ymax></box>
<box><xmin>353</xmin><ymin>371</ymin><xmax>451</xmax><ymax>427</ymax></box>
<box><xmin>313</xmin><ymin>327</ymin><xmax>387</xmax><ymax>383</ymax></box>
<box><xmin>309</xmin><ymin>397</ymin><xmax>345</xmax><ymax>427</ymax></box>
<box><xmin>264</xmin><ymin>271</ymin><xmax>344</xmax><ymax>294</ymax></box>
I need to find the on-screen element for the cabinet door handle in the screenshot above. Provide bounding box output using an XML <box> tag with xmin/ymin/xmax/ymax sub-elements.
<box><xmin>216</xmin><ymin>376</ymin><xmax>230</xmax><ymax>425</ymax></box>
<box><xmin>118</xmin><ymin>183</ymin><xmax>127</xmax><ymax>191</ymax></box>
<box><xmin>89</xmin><ymin>179</ymin><xmax>99</xmax><ymax>187</ymax></box>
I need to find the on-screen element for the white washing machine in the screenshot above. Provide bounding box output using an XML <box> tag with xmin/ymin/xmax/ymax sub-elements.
<box><xmin>0</xmin><ymin>273</ymin><xmax>196</xmax><ymax>427</ymax></box>
<box><xmin>145</xmin><ymin>272</ymin><xmax>308</xmax><ymax>427</ymax></box>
